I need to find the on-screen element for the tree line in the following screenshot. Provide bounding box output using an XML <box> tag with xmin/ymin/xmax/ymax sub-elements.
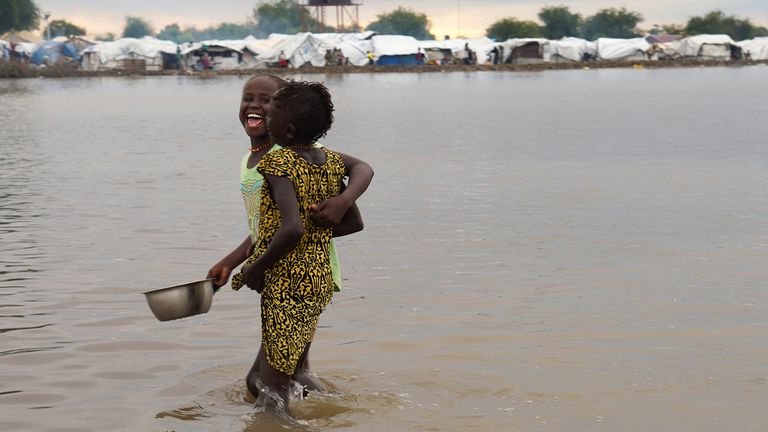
<box><xmin>2</xmin><ymin>0</ymin><xmax>766</xmax><ymax>42</ymax></box>
<box><xmin>1</xmin><ymin>0</ymin><xmax>430</xmax><ymax>42</ymax></box>
<box><xmin>488</xmin><ymin>6</ymin><xmax>768</xmax><ymax>41</ymax></box>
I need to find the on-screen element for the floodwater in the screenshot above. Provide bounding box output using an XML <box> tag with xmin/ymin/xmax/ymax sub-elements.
<box><xmin>1</xmin><ymin>67</ymin><xmax>767</xmax><ymax>431</ymax></box>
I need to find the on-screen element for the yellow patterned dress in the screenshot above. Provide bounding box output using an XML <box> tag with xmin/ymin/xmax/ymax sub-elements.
<box><xmin>231</xmin><ymin>147</ymin><xmax>345</xmax><ymax>375</ymax></box>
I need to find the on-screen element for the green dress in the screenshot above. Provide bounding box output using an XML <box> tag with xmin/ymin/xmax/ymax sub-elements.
<box><xmin>231</xmin><ymin>147</ymin><xmax>345</xmax><ymax>375</ymax></box>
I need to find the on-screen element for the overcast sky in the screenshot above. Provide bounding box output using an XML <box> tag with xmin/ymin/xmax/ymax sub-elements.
<box><xmin>35</xmin><ymin>0</ymin><xmax>768</xmax><ymax>38</ymax></box>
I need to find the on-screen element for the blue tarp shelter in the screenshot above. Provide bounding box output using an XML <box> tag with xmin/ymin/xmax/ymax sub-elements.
<box><xmin>31</xmin><ymin>41</ymin><xmax>79</xmax><ymax>65</ymax></box>
<box><xmin>377</xmin><ymin>54</ymin><xmax>418</xmax><ymax>65</ymax></box>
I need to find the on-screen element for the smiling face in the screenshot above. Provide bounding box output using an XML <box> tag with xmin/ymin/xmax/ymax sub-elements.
<box><xmin>239</xmin><ymin>76</ymin><xmax>282</xmax><ymax>139</ymax></box>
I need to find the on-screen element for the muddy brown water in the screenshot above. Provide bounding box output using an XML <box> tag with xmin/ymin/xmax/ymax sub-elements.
<box><xmin>1</xmin><ymin>67</ymin><xmax>767</xmax><ymax>431</ymax></box>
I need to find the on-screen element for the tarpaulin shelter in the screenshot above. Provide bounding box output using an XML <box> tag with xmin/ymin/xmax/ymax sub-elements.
<box><xmin>548</xmin><ymin>37</ymin><xmax>597</xmax><ymax>62</ymax></box>
<box><xmin>419</xmin><ymin>37</ymin><xmax>496</xmax><ymax>65</ymax></box>
<box><xmin>677</xmin><ymin>34</ymin><xmax>735</xmax><ymax>59</ymax></box>
<box><xmin>81</xmin><ymin>37</ymin><xmax>178</xmax><ymax>71</ymax></box>
<box><xmin>189</xmin><ymin>38</ymin><xmax>268</xmax><ymax>70</ymax></box>
<box><xmin>30</xmin><ymin>41</ymin><xmax>79</xmax><ymax>65</ymax></box>
<box><xmin>499</xmin><ymin>38</ymin><xmax>549</xmax><ymax>64</ymax></box>
<box><xmin>737</xmin><ymin>37</ymin><xmax>768</xmax><ymax>60</ymax></box>
<box><xmin>596</xmin><ymin>37</ymin><xmax>651</xmax><ymax>61</ymax></box>
<box><xmin>313</xmin><ymin>32</ymin><xmax>376</xmax><ymax>66</ymax></box>
<box><xmin>371</xmin><ymin>35</ymin><xmax>420</xmax><ymax>65</ymax></box>
<box><xmin>258</xmin><ymin>33</ymin><xmax>332</xmax><ymax>67</ymax></box>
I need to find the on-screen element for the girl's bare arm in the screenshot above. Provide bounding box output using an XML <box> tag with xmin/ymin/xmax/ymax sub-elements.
<box><xmin>242</xmin><ymin>174</ymin><xmax>303</xmax><ymax>291</ymax></box>
<box><xmin>311</xmin><ymin>152</ymin><xmax>373</xmax><ymax>227</ymax></box>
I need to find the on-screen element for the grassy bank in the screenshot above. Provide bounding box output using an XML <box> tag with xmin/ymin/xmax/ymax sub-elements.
<box><xmin>2</xmin><ymin>59</ymin><xmax>767</xmax><ymax>79</ymax></box>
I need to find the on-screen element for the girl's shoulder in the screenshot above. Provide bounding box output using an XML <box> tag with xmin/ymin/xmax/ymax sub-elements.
<box><xmin>262</xmin><ymin>147</ymin><xmax>295</xmax><ymax>163</ymax></box>
<box><xmin>323</xmin><ymin>147</ymin><xmax>344</xmax><ymax>162</ymax></box>
<box><xmin>257</xmin><ymin>148</ymin><xmax>296</xmax><ymax>177</ymax></box>
<box><xmin>317</xmin><ymin>146</ymin><xmax>345</xmax><ymax>172</ymax></box>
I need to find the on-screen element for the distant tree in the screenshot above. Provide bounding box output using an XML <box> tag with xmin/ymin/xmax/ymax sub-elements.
<box><xmin>538</xmin><ymin>5</ymin><xmax>581</xmax><ymax>39</ymax></box>
<box><xmin>338</xmin><ymin>23</ymin><xmax>362</xmax><ymax>33</ymax></box>
<box><xmin>185</xmin><ymin>26</ymin><xmax>212</xmax><ymax>41</ymax></box>
<box><xmin>211</xmin><ymin>22</ymin><xmax>255</xmax><ymax>39</ymax></box>
<box><xmin>486</xmin><ymin>17</ymin><xmax>543</xmax><ymax>40</ymax></box>
<box><xmin>122</xmin><ymin>16</ymin><xmax>153</xmax><ymax>38</ymax></box>
<box><xmin>252</xmin><ymin>0</ymin><xmax>330</xmax><ymax>38</ymax></box>
<box><xmin>45</xmin><ymin>19</ymin><xmax>86</xmax><ymax>38</ymax></box>
<box><xmin>366</xmin><ymin>7</ymin><xmax>434</xmax><ymax>40</ymax></box>
<box><xmin>582</xmin><ymin>7</ymin><xmax>643</xmax><ymax>40</ymax></box>
<box><xmin>95</xmin><ymin>33</ymin><xmax>116</xmax><ymax>42</ymax></box>
<box><xmin>157</xmin><ymin>23</ymin><xmax>196</xmax><ymax>43</ymax></box>
<box><xmin>656</xmin><ymin>23</ymin><xmax>685</xmax><ymax>35</ymax></box>
<box><xmin>685</xmin><ymin>10</ymin><xmax>768</xmax><ymax>40</ymax></box>
<box><xmin>0</xmin><ymin>0</ymin><xmax>40</xmax><ymax>34</ymax></box>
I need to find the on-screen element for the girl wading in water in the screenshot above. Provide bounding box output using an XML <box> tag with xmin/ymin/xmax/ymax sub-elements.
<box><xmin>230</xmin><ymin>80</ymin><xmax>369</xmax><ymax>414</ymax></box>
<box><xmin>207</xmin><ymin>75</ymin><xmax>372</xmax><ymax>410</ymax></box>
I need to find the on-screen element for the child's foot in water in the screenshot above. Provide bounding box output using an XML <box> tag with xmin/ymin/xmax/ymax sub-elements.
<box><xmin>293</xmin><ymin>369</ymin><xmax>325</xmax><ymax>396</ymax></box>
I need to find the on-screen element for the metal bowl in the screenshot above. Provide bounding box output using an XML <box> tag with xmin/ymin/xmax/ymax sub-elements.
<box><xmin>143</xmin><ymin>279</ymin><xmax>214</xmax><ymax>321</ymax></box>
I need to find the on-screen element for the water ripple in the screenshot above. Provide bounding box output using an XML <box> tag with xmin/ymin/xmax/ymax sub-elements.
<box><xmin>0</xmin><ymin>346</ymin><xmax>63</xmax><ymax>357</ymax></box>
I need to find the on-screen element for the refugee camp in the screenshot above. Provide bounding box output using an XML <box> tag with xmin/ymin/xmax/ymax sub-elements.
<box><xmin>1</xmin><ymin>1</ymin><xmax>767</xmax><ymax>431</ymax></box>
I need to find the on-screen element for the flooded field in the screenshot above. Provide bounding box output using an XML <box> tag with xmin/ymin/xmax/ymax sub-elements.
<box><xmin>1</xmin><ymin>67</ymin><xmax>767</xmax><ymax>431</ymax></box>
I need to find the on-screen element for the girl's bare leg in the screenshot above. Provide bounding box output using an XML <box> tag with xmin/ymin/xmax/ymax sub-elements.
<box><xmin>292</xmin><ymin>342</ymin><xmax>325</xmax><ymax>393</ymax></box>
<box><xmin>258</xmin><ymin>346</ymin><xmax>292</xmax><ymax>414</ymax></box>
<box><xmin>245</xmin><ymin>346</ymin><xmax>264</xmax><ymax>400</ymax></box>
<box><xmin>249</xmin><ymin>343</ymin><xmax>324</xmax><ymax>402</ymax></box>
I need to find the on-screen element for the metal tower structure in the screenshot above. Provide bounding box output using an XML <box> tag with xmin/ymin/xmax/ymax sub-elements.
<box><xmin>300</xmin><ymin>0</ymin><xmax>362</xmax><ymax>33</ymax></box>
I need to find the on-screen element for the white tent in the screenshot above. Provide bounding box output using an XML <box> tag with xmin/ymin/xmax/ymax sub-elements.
<box><xmin>194</xmin><ymin>38</ymin><xmax>268</xmax><ymax>70</ymax></box>
<box><xmin>312</xmin><ymin>31</ymin><xmax>376</xmax><ymax>45</ymax></box>
<box><xmin>736</xmin><ymin>37</ymin><xmax>768</xmax><ymax>60</ymax></box>
<box><xmin>369</xmin><ymin>35</ymin><xmax>431</xmax><ymax>65</ymax></box>
<box><xmin>498</xmin><ymin>38</ymin><xmax>549</xmax><ymax>64</ymax></box>
<box><xmin>425</xmin><ymin>37</ymin><xmax>496</xmax><ymax>64</ymax></box>
<box><xmin>3</xmin><ymin>40</ymin><xmax>35</xmax><ymax>58</ymax></box>
<box><xmin>336</xmin><ymin>39</ymin><xmax>373</xmax><ymax>66</ymax></box>
<box><xmin>81</xmin><ymin>37</ymin><xmax>177</xmax><ymax>71</ymax></box>
<box><xmin>439</xmin><ymin>37</ymin><xmax>495</xmax><ymax>52</ymax></box>
<box><xmin>548</xmin><ymin>37</ymin><xmax>597</xmax><ymax>62</ymax></box>
<box><xmin>52</xmin><ymin>35</ymin><xmax>96</xmax><ymax>53</ymax></box>
<box><xmin>242</xmin><ymin>36</ymin><xmax>280</xmax><ymax>59</ymax></box>
<box><xmin>419</xmin><ymin>39</ymin><xmax>456</xmax><ymax>64</ymax></box>
<box><xmin>371</xmin><ymin>35</ymin><xmax>420</xmax><ymax>57</ymax></box>
<box><xmin>260</xmin><ymin>33</ymin><xmax>332</xmax><ymax>67</ymax></box>
<box><xmin>312</xmin><ymin>32</ymin><xmax>376</xmax><ymax>66</ymax></box>
<box><xmin>596</xmin><ymin>37</ymin><xmax>650</xmax><ymax>61</ymax></box>
<box><xmin>647</xmin><ymin>40</ymin><xmax>683</xmax><ymax>60</ymax></box>
<box><xmin>678</xmin><ymin>34</ymin><xmax>734</xmax><ymax>59</ymax></box>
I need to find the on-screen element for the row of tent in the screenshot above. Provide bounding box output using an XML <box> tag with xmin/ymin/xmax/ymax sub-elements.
<box><xmin>2</xmin><ymin>38</ymin><xmax>81</xmax><ymax>65</ymax></box>
<box><xmin>2</xmin><ymin>33</ymin><xmax>767</xmax><ymax>71</ymax></box>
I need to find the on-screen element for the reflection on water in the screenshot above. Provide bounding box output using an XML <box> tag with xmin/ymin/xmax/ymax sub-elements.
<box><xmin>0</xmin><ymin>80</ymin><xmax>50</xmax><ymax>349</ymax></box>
<box><xmin>0</xmin><ymin>69</ymin><xmax>767</xmax><ymax>431</ymax></box>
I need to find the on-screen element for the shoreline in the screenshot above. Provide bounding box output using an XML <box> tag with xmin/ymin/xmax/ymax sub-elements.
<box><xmin>1</xmin><ymin>58</ymin><xmax>767</xmax><ymax>79</ymax></box>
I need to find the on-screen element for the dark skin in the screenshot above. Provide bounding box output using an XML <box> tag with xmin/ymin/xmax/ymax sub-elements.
<box><xmin>206</xmin><ymin>76</ymin><xmax>373</xmax><ymax>401</ymax></box>
<box><xmin>241</xmin><ymin>98</ymin><xmax>354</xmax><ymax>293</ymax></box>
<box><xmin>208</xmin><ymin>76</ymin><xmax>373</xmax><ymax>289</ymax></box>
<box><xmin>240</xmin><ymin>97</ymin><xmax>360</xmax><ymax>413</ymax></box>
<box><xmin>240</xmin><ymin>153</ymin><xmax>366</xmax><ymax>402</ymax></box>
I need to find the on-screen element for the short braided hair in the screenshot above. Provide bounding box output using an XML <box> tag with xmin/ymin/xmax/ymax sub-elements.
<box><xmin>271</xmin><ymin>80</ymin><xmax>335</xmax><ymax>144</ymax></box>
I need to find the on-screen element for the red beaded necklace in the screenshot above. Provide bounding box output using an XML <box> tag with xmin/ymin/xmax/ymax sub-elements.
<box><xmin>250</xmin><ymin>139</ymin><xmax>272</xmax><ymax>153</ymax></box>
